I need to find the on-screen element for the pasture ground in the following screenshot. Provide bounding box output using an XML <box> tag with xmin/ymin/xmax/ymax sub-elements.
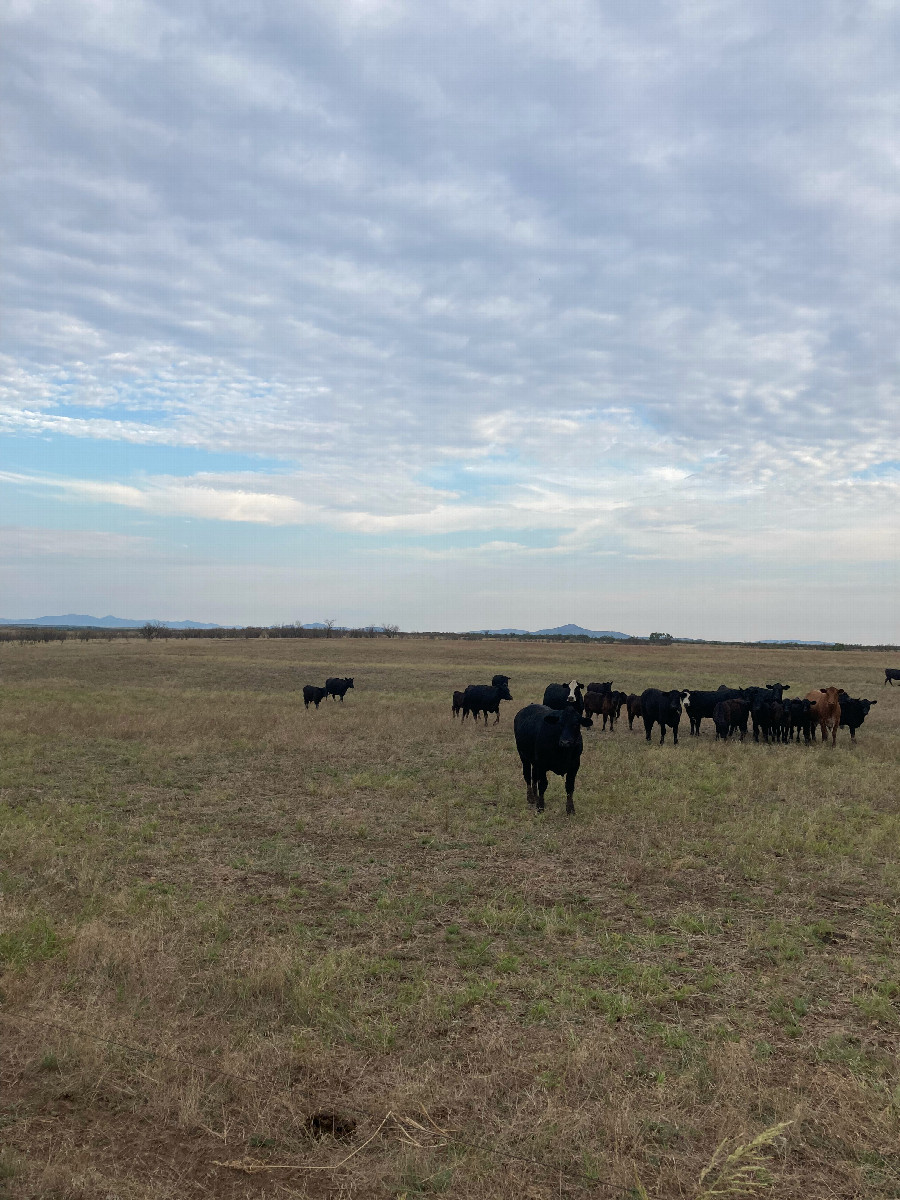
<box><xmin>1</xmin><ymin>637</ymin><xmax>898</xmax><ymax>1198</ymax></box>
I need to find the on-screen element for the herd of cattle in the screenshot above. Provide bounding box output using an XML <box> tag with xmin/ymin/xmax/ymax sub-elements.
<box><xmin>449</xmin><ymin>674</ymin><xmax>888</xmax><ymax>815</ymax></box>
<box><xmin>301</xmin><ymin>668</ymin><xmax>894</xmax><ymax>817</ymax></box>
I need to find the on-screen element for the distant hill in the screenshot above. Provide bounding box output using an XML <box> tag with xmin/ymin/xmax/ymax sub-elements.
<box><xmin>534</xmin><ymin>624</ymin><xmax>631</xmax><ymax>639</ymax></box>
<box><xmin>0</xmin><ymin>614</ymin><xmax>221</xmax><ymax>629</ymax></box>
<box><xmin>470</xmin><ymin>623</ymin><xmax>632</xmax><ymax>639</ymax></box>
<box><xmin>757</xmin><ymin>639</ymin><xmax>829</xmax><ymax>646</ymax></box>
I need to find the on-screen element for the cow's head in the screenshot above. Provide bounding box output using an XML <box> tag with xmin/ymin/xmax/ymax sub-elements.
<box><xmin>496</xmin><ymin>682</ymin><xmax>513</xmax><ymax>701</ymax></box>
<box><xmin>544</xmin><ymin>707</ymin><xmax>592</xmax><ymax>747</ymax></box>
<box><xmin>564</xmin><ymin>679</ymin><xmax>583</xmax><ymax>702</ymax></box>
<box><xmin>346</xmin><ymin>678</ymin><xmax>354</xmax><ymax>687</ymax></box>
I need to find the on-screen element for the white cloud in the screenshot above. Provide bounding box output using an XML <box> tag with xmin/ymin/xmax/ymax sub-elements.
<box><xmin>2</xmin><ymin>1</ymin><xmax>900</xmax><ymax>637</ymax></box>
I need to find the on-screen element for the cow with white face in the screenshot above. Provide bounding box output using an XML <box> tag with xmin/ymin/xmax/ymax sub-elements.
<box><xmin>542</xmin><ymin>679</ymin><xmax>585</xmax><ymax>714</ymax></box>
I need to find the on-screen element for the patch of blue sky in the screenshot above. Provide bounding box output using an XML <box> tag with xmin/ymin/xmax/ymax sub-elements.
<box><xmin>417</xmin><ymin>456</ymin><xmax>524</xmax><ymax>498</ymax></box>
<box><xmin>851</xmin><ymin>461</ymin><xmax>900</xmax><ymax>479</ymax></box>
<box><xmin>0</xmin><ymin>432</ymin><xmax>293</xmax><ymax>481</ymax></box>
<box><xmin>373</xmin><ymin>528</ymin><xmax>562</xmax><ymax>551</ymax></box>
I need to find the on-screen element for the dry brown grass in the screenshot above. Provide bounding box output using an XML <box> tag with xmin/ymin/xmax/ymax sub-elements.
<box><xmin>1</xmin><ymin>637</ymin><xmax>899</xmax><ymax>1197</ymax></box>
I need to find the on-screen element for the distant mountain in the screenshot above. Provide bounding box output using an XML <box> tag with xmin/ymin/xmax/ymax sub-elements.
<box><xmin>757</xmin><ymin>639</ymin><xmax>829</xmax><ymax>646</ymax></box>
<box><xmin>535</xmin><ymin>624</ymin><xmax>631</xmax><ymax>639</ymax></box>
<box><xmin>0</xmin><ymin>614</ymin><xmax>221</xmax><ymax>629</ymax></box>
<box><xmin>470</xmin><ymin>623</ymin><xmax>632</xmax><ymax>639</ymax></box>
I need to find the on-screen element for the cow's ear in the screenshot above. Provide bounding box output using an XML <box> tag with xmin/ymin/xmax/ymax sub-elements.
<box><xmin>871</xmin><ymin>700</ymin><xmax>878</xmax><ymax>705</ymax></box>
<box><xmin>544</xmin><ymin>714</ymin><xmax>560</xmax><ymax>725</ymax></box>
<box><xmin>680</xmin><ymin>689</ymin><xmax>690</xmax><ymax>698</ymax></box>
<box><xmin>580</xmin><ymin>716</ymin><xmax>593</xmax><ymax>728</ymax></box>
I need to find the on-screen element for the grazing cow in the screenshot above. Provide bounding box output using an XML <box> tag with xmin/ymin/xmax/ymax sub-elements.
<box><xmin>713</xmin><ymin>698</ymin><xmax>750</xmax><ymax>741</ymax></box>
<box><xmin>542</xmin><ymin>680</ymin><xmax>585</xmax><ymax>713</ymax></box>
<box><xmin>325</xmin><ymin>676</ymin><xmax>354</xmax><ymax>702</ymax></box>
<box><xmin>514</xmin><ymin>703</ymin><xmax>593</xmax><ymax>815</ymax></box>
<box><xmin>586</xmin><ymin>681</ymin><xmax>613</xmax><ymax>694</ymax></box>
<box><xmin>837</xmin><ymin>693</ymin><xmax>877</xmax><ymax>742</ymax></box>
<box><xmin>491</xmin><ymin>674</ymin><xmax>511</xmax><ymax>689</ymax></box>
<box><xmin>640</xmin><ymin>688</ymin><xmax>689</xmax><ymax>745</ymax></box>
<box><xmin>806</xmin><ymin>686</ymin><xmax>842</xmax><ymax>747</ymax></box>
<box><xmin>303</xmin><ymin>684</ymin><xmax>327</xmax><ymax>710</ymax></box>
<box><xmin>462</xmin><ymin>681</ymin><xmax>513</xmax><ymax>724</ymax></box>
<box><xmin>884</xmin><ymin>669</ymin><xmax>900</xmax><ymax>686</ymax></box>
<box><xmin>452</xmin><ymin>689</ymin><xmax>466</xmax><ymax>718</ymax></box>
<box><xmin>625</xmin><ymin>694</ymin><xmax>643</xmax><ymax>730</ymax></box>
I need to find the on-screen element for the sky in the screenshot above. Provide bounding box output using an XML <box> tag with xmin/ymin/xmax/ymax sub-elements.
<box><xmin>2</xmin><ymin>0</ymin><xmax>899</xmax><ymax>640</ymax></box>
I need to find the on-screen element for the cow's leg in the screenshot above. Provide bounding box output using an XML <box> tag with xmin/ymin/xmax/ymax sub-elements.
<box><xmin>521</xmin><ymin>759</ymin><xmax>536</xmax><ymax>805</ymax></box>
<box><xmin>643</xmin><ymin>716</ymin><xmax>653</xmax><ymax>742</ymax></box>
<box><xmin>564</xmin><ymin>768</ymin><xmax>577</xmax><ymax>816</ymax></box>
<box><xmin>535</xmin><ymin>772</ymin><xmax>548</xmax><ymax>813</ymax></box>
<box><xmin>493</xmin><ymin>709</ymin><xmax>501</xmax><ymax>724</ymax></box>
<box><xmin>659</xmin><ymin>723</ymin><xmax>667</xmax><ymax>745</ymax></box>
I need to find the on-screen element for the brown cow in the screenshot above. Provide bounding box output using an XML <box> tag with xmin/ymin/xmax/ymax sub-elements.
<box><xmin>806</xmin><ymin>686</ymin><xmax>842</xmax><ymax>747</ymax></box>
<box><xmin>583</xmin><ymin>689</ymin><xmax>624</xmax><ymax>730</ymax></box>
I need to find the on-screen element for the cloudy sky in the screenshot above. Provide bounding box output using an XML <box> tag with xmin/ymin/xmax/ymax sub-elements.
<box><xmin>3</xmin><ymin>1</ymin><xmax>899</xmax><ymax>639</ymax></box>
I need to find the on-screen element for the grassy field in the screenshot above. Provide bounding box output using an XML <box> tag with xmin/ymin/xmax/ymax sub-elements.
<box><xmin>1</xmin><ymin>637</ymin><xmax>898</xmax><ymax>1198</ymax></box>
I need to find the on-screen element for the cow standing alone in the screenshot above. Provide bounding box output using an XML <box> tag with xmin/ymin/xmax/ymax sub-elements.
<box><xmin>514</xmin><ymin>703</ymin><xmax>593</xmax><ymax>815</ymax></box>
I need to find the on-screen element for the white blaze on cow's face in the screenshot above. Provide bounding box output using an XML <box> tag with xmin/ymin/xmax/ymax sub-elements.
<box><xmin>565</xmin><ymin>679</ymin><xmax>580</xmax><ymax>702</ymax></box>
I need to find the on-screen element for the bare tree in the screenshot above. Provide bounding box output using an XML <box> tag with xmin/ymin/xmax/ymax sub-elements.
<box><xmin>323</xmin><ymin>618</ymin><xmax>336</xmax><ymax>638</ymax></box>
<box><xmin>139</xmin><ymin>621</ymin><xmax>165</xmax><ymax>641</ymax></box>
<box><xmin>381</xmin><ymin>623</ymin><xmax>400</xmax><ymax>638</ymax></box>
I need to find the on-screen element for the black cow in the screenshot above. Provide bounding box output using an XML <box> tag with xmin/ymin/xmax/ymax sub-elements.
<box><xmin>542</xmin><ymin>680</ymin><xmax>585</xmax><ymax>713</ymax></box>
<box><xmin>586</xmin><ymin>681</ymin><xmax>613</xmax><ymax>694</ymax></box>
<box><xmin>783</xmin><ymin>697</ymin><xmax>815</xmax><ymax>743</ymax></box>
<box><xmin>641</xmin><ymin>688</ymin><xmax>689</xmax><ymax>745</ymax></box>
<box><xmin>625</xmin><ymin>694</ymin><xmax>643</xmax><ymax>730</ymax></box>
<box><xmin>686</xmin><ymin>686</ymin><xmax>745</xmax><ymax>736</ymax></box>
<box><xmin>303</xmin><ymin>685</ymin><xmax>327</xmax><ymax>710</ymax></box>
<box><xmin>686</xmin><ymin>690</ymin><xmax>722</xmax><ymax>736</ymax></box>
<box><xmin>325</xmin><ymin>676</ymin><xmax>354</xmax><ymax>702</ymax></box>
<box><xmin>838</xmin><ymin>693</ymin><xmax>877</xmax><ymax>741</ymax></box>
<box><xmin>462</xmin><ymin>681</ymin><xmax>513</xmax><ymax>724</ymax></box>
<box><xmin>452</xmin><ymin>689</ymin><xmax>465</xmax><ymax>718</ymax></box>
<box><xmin>713</xmin><ymin>698</ymin><xmax>749</xmax><ymax>741</ymax></box>
<box><xmin>745</xmin><ymin>683</ymin><xmax>790</xmax><ymax>743</ymax></box>
<box><xmin>491</xmin><ymin>674</ymin><xmax>511</xmax><ymax>689</ymax></box>
<box><xmin>884</xmin><ymin>669</ymin><xmax>900</xmax><ymax>686</ymax></box>
<box><xmin>514</xmin><ymin>703</ymin><xmax>593</xmax><ymax>815</ymax></box>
